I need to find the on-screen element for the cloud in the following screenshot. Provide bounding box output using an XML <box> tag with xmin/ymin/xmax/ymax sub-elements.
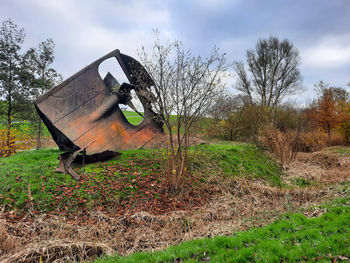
<box><xmin>193</xmin><ymin>0</ymin><xmax>241</xmax><ymax>11</ymax></box>
<box><xmin>2</xmin><ymin>0</ymin><xmax>350</xmax><ymax>104</ymax></box>
<box><xmin>12</xmin><ymin>0</ymin><xmax>170</xmax><ymax>78</ymax></box>
<box><xmin>302</xmin><ymin>34</ymin><xmax>350</xmax><ymax>69</ymax></box>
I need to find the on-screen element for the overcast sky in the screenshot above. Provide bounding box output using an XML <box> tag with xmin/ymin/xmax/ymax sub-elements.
<box><xmin>1</xmin><ymin>0</ymin><xmax>350</xmax><ymax>104</ymax></box>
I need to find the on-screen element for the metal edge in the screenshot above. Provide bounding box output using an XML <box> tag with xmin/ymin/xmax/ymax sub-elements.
<box><xmin>34</xmin><ymin>49</ymin><xmax>121</xmax><ymax>104</ymax></box>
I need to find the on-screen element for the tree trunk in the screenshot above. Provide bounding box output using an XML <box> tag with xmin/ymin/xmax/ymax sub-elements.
<box><xmin>327</xmin><ymin>124</ymin><xmax>331</xmax><ymax>147</ymax></box>
<box><xmin>36</xmin><ymin>118</ymin><xmax>42</xmax><ymax>150</ymax></box>
<box><xmin>6</xmin><ymin>115</ymin><xmax>11</xmax><ymax>151</ymax></box>
<box><xmin>6</xmin><ymin>86</ymin><xmax>12</xmax><ymax>156</ymax></box>
<box><xmin>36</xmin><ymin>72</ymin><xmax>46</xmax><ymax>150</ymax></box>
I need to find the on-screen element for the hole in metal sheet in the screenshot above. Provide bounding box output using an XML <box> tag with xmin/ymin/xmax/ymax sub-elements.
<box><xmin>98</xmin><ymin>58</ymin><xmax>144</xmax><ymax>125</ymax></box>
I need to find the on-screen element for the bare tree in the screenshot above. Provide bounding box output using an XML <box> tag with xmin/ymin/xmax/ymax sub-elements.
<box><xmin>137</xmin><ymin>34</ymin><xmax>230</xmax><ymax>191</ymax></box>
<box><xmin>234</xmin><ymin>36</ymin><xmax>302</xmax><ymax>108</ymax></box>
<box><xmin>209</xmin><ymin>94</ymin><xmax>244</xmax><ymax>141</ymax></box>
<box><xmin>315</xmin><ymin>80</ymin><xmax>349</xmax><ymax>102</ymax></box>
<box><xmin>209</xmin><ymin>94</ymin><xmax>269</xmax><ymax>142</ymax></box>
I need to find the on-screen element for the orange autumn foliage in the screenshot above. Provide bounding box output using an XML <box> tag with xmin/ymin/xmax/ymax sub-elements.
<box><xmin>315</xmin><ymin>88</ymin><xmax>347</xmax><ymax>145</ymax></box>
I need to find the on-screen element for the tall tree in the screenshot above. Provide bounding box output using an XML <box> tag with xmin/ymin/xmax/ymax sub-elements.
<box><xmin>0</xmin><ymin>19</ymin><xmax>25</xmax><ymax>154</ymax></box>
<box><xmin>23</xmin><ymin>39</ymin><xmax>62</xmax><ymax>149</ymax></box>
<box><xmin>234</xmin><ymin>36</ymin><xmax>302</xmax><ymax>108</ymax></box>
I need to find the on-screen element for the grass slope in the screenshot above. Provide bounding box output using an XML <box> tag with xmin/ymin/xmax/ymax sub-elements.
<box><xmin>95</xmin><ymin>195</ymin><xmax>350</xmax><ymax>263</ymax></box>
<box><xmin>0</xmin><ymin>143</ymin><xmax>281</xmax><ymax>213</ymax></box>
<box><xmin>0</xmin><ymin>148</ymin><xmax>69</xmax><ymax>209</ymax></box>
<box><xmin>121</xmin><ymin>110</ymin><xmax>144</xmax><ymax>125</ymax></box>
<box><xmin>121</xmin><ymin>110</ymin><xmax>142</xmax><ymax>117</ymax></box>
<box><xmin>191</xmin><ymin>143</ymin><xmax>282</xmax><ymax>186</ymax></box>
<box><xmin>126</xmin><ymin>116</ymin><xmax>144</xmax><ymax>125</ymax></box>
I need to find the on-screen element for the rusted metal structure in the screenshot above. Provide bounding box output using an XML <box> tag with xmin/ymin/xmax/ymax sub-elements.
<box><xmin>34</xmin><ymin>50</ymin><xmax>164</xmax><ymax>179</ymax></box>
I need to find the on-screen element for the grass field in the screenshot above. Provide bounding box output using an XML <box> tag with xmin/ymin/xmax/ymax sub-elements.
<box><xmin>0</xmin><ymin>143</ymin><xmax>282</xmax><ymax>213</ymax></box>
<box><xmin>126</xmin><ymin>116</ymin><xmax>144</xmax><ymax>125</ymax></box>
<box><xmin>120</xmin><ymin>110</ymin><xmax>143</xmax><ymax>125</ymax></box>
<box><xmin>121</xmin><ymin>110</ymin><xmax>142</xmax><ymax>117</ymax></box>
<box><xmin>95</xmin><ymin>194</ymin><xmax>350</xmax><ymax>263</ymax></box>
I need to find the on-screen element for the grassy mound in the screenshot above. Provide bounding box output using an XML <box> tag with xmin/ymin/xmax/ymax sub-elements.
<box><xmin>95</xmin><ymin>196</ymin><xmax>350</xmax><ymax>263</ymax></box>
<box><xmin>0</xmin><ymin>143</ymin><xmax>282</xmax><ymax>214</ymax></box>
<box><xmin>191</xmin><ymin>143</ymin><xmax>282</xmax><ymax>186</ymax></box>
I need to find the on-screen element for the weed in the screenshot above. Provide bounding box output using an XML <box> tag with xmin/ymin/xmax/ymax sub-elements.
<box><xmin>327</xmin><ymin>146</ymin><xmax>350</xmax><ymax>156</ymax></box>
<box><xmin>291</xmin><ymin>177</ymin><xmax>312</xmax><ymax>187</ymax></box>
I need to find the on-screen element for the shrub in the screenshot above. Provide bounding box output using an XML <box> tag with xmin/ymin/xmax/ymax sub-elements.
<box><xmin>339</xmin><ymin>121</ymin><xmax>350</xmax><ymax>144</ymax></box>
<box><xmin>297</xmin><ymin>131</ymin><xmax>328</xmax><ymax>152</ymax></box>
<box><xmin>259</xmin><ymin>126</ymin><xmax>298</xmax><ymax>166</ymax></box>
<box><xmin>297</xmin><ymin>130</ymin><xmax>345</xmax><ymax>152</ymax></box>
<box><xmin>0</xmin><ymin>127</ymin><xmax>34</xmax><ymax>157</ymax></box>
<box><xmin>259</xmin><ymin>127</ymin><xmax>344</xmax><ymax>165</ymax></box>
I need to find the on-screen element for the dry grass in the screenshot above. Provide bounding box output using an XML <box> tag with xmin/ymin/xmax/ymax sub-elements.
<box><xmin>1</xmin><ymin>147</ymin><xmax>349</xmax><ymax>262</ymax></box>
<box><xmin>260</xmin><ymin>126</ymin><xmax>298</xmax><ymax>166</ymax></box>
<box><xmin>0</xmin><ymin>181</ymin><xmax>344</xmax><ymax>262</ymax></box>
<box><xmin>0</xmin><ymin>220</ymin><xmax>15</xmax><ymax>256</ymax></box>
<box><xmin>260</xmin><ymin>128</ymin><xmax>347</xmax><ymax>166</ymax></box>
<box><xmin>297</xmin><ymin>131</ymin><xmax>328</xmax><ymax>152</ymax></box>
<box><xmin>1</xmin><ymin>241</ymin><xmax>113</xmax><ymax>263</ymax></box>
<box><xmin>286</xmin><ymin>150</ymin><xmax>350</xmax><ymax>184</ymax></box>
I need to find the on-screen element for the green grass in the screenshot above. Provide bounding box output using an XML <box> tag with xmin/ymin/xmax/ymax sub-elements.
<box><xmin>0</xmin><ymin>143</ymin><xmax>282</xmax><ymax>212</ymax></box>
<box><xmin>121</xmin><ymin>110</ymin><xmax>142</xmax><ymax>117</ymax></box>
<box><xmin>0</xmin><ymin>148</ymin><xmax>71</xmax><ymax>209</ymax></box>
<box><xmin>290</xmin><ymin>177</ymin><xmax>314</xmax><ymax>187</ymax></box>
<box><xmin>0</xmin><ymin>147</ymin><xmax>162</xmax><ymax>211</ymax></box>
<box><xmin>95</xmin><ymin>194</ymin><xmax>350</xmax><ymax>263</ymax></box>
<box><xmin>190</xmin><ymin>143</ymin><xmax>283</xmax><ymax>186</ymax></box>
<box><xmin>126</xmin><ymin>116</ymin><xmax>144</xmax><ymax>125</ymax></box>
<box><xmin>121</xmin><ymin>111</ymin><xmax>210</xmax><ymax>133</ymax></box>
<box><xmin>326</xmin><ymin>146</ymin><xmax>350</xmax><ymax>156</ymax></box>
<box><xmin>121</xmin><ymin>110</ymin><xmax>144</xmax><ymax>125</ymax></box>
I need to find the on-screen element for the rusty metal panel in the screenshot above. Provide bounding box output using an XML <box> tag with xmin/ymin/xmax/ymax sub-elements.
<box><xmin>34</xmin><ymin>49</ymin><xmax>164</xmax><ymax>155</ymax></box>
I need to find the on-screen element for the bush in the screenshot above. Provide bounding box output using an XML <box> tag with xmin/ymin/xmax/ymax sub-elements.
<box><xmin>206</xmin><ymin>120</ymin><xmax>227</xmax><ymax>140</ymax></box>
<box><xmin>207</xmin><ymin>104</ymin><xmax>268</xmax><ymax>142</ymax></box>
<box><xmin>339</xmin><ymin>121</ymin><xmax>350</xmax><ymax>144</ymax></box>
<box><xmin>0</xmin><ymin>127</ymin><xmax>34</xmax><ymax>157</ymax></box>
<box><xmin>259</xmin><ymin>126</ymin><xmax>298</xmax><ymax>166</ymax></box>
<box><xmin>259</xmin><ymin>126</ymin><xmax>345</xmax><ymax>165</ymax></box>
<box><xmin>297</xmin><ymin>131</ymin><xmax>328</xmax><ymax>152</ymax></box>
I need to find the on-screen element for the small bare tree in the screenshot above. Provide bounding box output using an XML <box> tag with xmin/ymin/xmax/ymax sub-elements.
<box><xmin>138</xmin><ymin>34</ymin><xmax>230</xmax><ymax>191</ymax></box>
